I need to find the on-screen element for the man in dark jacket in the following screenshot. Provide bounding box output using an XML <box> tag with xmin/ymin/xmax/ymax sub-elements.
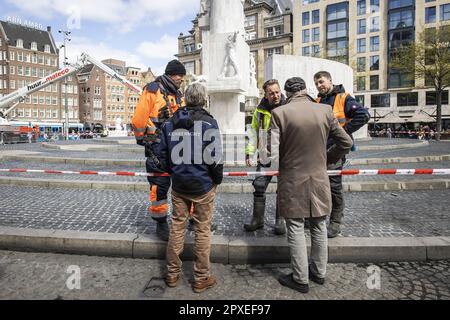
<box><xmin>158</xmin><ymin>83</ymin><xmax>223</xmax><ymax>294</ymax></box>
<box><xmin>314</xmin><ymin>71</ymin><xmax>370</xmax><ymax>238</ymax></box>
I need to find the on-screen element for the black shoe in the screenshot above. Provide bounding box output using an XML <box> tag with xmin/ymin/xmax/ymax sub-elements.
<box><xmin>308</xmin><ymin>268</ymin><xmax>325</xmax><ymax>285</ymax></box>
<box><xmin>327</xmin><ymin>222</ymin><xmax>341</xmax><ymax>238</ymax></box>
<box><xmin>278</xmin><ymin>273</ymin><xmax>309</xmax><ymax>293</ymax></box>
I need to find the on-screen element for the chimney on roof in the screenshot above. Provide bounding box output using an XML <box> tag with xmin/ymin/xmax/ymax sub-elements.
<box><xmin>47</xmin><ymin>26</ymin><xmax>51</xmax><ymax>32</ymax></box>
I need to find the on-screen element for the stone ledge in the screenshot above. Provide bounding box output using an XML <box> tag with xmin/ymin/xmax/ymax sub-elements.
<box><xmin>0</xmin><ymin>227</ymin><xmax>448</xmax><ymax>264</ymax></box>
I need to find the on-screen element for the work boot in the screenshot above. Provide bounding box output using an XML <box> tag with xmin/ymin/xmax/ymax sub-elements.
<box><xmin>273</xmin><ymin>205</ymin><xmax>286</xmax><ymax>235</ymax></box>
<box><xmin>327</xmin><ymin>222</ymin><xmax>341</xmax><ymax>238</ymax></box>
<box><xmin>244</xmin><ymin>195</ymin><xmax>265</xmax><ymax>232</ymax></box>
<box><xmin>154</xmin><ymin>217</ymin><xmax>170</xmax><ymax>241</ymax></box>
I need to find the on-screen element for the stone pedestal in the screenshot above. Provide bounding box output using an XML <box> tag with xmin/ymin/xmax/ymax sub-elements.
<box><xmin>209</xmin><ymin>93</ymin><xmax>246</xmax><ymax>135</ymax></box>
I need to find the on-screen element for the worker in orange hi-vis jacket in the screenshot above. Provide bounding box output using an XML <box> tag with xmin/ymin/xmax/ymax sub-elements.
<box><xmin>131</xmin><ymin>60</ymin><xmax>186</xmax><ymax>241</ymax></box>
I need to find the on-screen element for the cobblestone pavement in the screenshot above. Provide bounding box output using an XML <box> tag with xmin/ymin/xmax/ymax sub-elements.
<box><xmin>0</xmin><ymin>185</ymin><xmax>449</xmax><ymax>237</ymax></box>
<box><xmin>0</xmin><ymin>250</ymin><xmax>448</xmax><ymax>300</ymax></box>
<box><xmin>1</xmin><ymin>139</ymin><xmax>449</xmax><ymax>162</ymax></box>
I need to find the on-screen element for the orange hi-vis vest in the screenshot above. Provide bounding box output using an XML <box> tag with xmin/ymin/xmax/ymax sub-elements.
<box><xmin>131</xmin><ymin>83</ymin><xmax>185</xmax><ymax>143</ymax></box>
<box><xmin>316</xmin><ymin>92</ymin><xmax>350</xmax><ymax>128</ymax></box>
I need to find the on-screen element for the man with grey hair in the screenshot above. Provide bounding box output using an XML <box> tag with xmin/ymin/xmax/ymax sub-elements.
<box><xmin>157</xmin><ymin>83</ymin><xmax>223</xmax><ymax>293</ymax></box>
<box><xmin>271</xmin><ymin>77</ymin><xmax>352</xmax><ymax>293</ymax></box>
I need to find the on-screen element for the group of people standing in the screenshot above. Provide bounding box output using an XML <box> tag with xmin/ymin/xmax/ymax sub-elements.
<box><xmin>131</xmin><ymin>59</ymin><xmax>370</xmax><ymax>294</ymax></box>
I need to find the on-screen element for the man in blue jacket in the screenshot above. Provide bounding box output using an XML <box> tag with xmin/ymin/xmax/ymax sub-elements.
<box><xmin>158</xmin><ymin>83</ymin><xmax>223</xmax><ymax>293</ymax></box>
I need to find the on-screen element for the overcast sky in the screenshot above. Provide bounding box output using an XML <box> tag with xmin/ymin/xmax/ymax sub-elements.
<box><xmin>1</xmin><ymin>0</ymin><xmax>200</xmax><ymax>75</ymax></box>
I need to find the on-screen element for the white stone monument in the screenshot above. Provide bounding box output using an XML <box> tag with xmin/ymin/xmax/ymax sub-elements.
<box><xmin>199</xmin><ymin>0</ymin><xmax>258</xmax><ymax>135</ymax></box>
<box><xmin>265</xmin><ymin>55</ymin><xmax>369</xmax><ymax>140</ymax></box>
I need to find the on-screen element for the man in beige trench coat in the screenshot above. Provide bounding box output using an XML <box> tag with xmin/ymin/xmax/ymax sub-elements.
<box><xmin>270</xmin><ymin>77</ymin><xmax>353</xmax><ymax>293</ymax></box>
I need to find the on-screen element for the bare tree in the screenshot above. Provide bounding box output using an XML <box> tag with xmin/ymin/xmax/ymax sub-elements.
<box><xmin>390</xmin><ymin>24</ymin><xmax>450</xmax><ymax>141</ymax></box>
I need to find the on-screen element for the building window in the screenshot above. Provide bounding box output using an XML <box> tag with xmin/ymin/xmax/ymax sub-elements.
<box><xmin>312</xmin><ymin>44</ymin><xmax>320</xmax><ymax>57</ymax></box>
<box><xmin>357</xmin><ymin>57</ymin><xmax>366</xmax><ymax>72</ymax></box>
<box><xmin>303</xmin><ymin>29</ymin><xmax>310</xmax><ymax>43</ymax></box>
<box><xmin>312</xmin><ymin>27</ymin><xmax>320</xmax><ymax>42</ymax></box>
<box><xmin>370</xmin><ymin>75</ymin><xmax>379</xmax><ymax>90</ymax></box>
<box><xmin>245</xmin><ymin>15</ymin><xmax>256</xmax><ymax>27</ymax></box>
<box><xmin>357</xmin><ymin>0</ymin><xmax>366</xmax><ymax>15</ymax></box>
<box><xmin>266</xmin><ymin>25</ymin><xmax>283</xmax><ymax>37</ymax></box>
<box><xmin>441</xmin><ymin>4</ymin><xmax>450</xmax><ymax>21</ymax></box>
<box><xmin>357</xmin><ymin>19</ymin><xmax>366</xmax><ymax>34</ymax></box>
<box><xmin>355</xmin><ymin>95</ymin><xmax>365</xmax><ymax>105</ymax></box>
<box><xmin>389</xmin><ymin>9</ymin><xmax>414</xmax><ymax>29</ymax></box>
<box><xmin>327</xmin><ymin>21</ymin><xmax>348</xmax><ymax>39</ymax></box>
<box><xmin>9</xmin><ymin>51</ymin><xmax>15</xmax><ymax>60</ymax></box>
<box><xmin>370</xmin><ymin>0</ymin><xmax>380</xmax><ymax>13</ymax></box>
<box><xmin>425</xmin><ymin>7</ymin><xmax>436</xmax><ymax>24</ymax></box>
<box><xmin>303</xmin><ymin>12</ymin><xmax>310</xmax><ymax>26</ymax></box>
<box><xmin>426</xmin><ymin>91</ymin><xmax>449</xmax><ymax>105</ymax></box>
<box><xmin>16</xmin><ymin>39</ymin><xmax>23</xmax><ymax>48</ymax></box>
<box><xmin>370</xmin><ymin>36</ymin><xmax>379</xmax><ymax>51</ymax></box>
<box><xmin>327</xmin><ymin>39</ymin><xmax>348</xmax><ymax>58</ymax></box>
<box><xmin>370</xmin><ymin>16</ymin><xmax>380</xmax><ymax>32</ymax></box>
<box><xmin>31</xmin><ymin>42</ymin><xmax>37</xmax><ymax>51</ymax></box>
<box><xmin>389</xmin><ymin>0</ymin><xmax>414</xmax><ymax>10</ymax></box>
<box><xmin>312</xmin><ymin>9</ymin><xmax>320</xmax><ymax>24</ymax></box>
<box><xmin>44</xmin><ymin>44</ymin><xmax>51</xmax><ymax>53</ymax></box>
<box><xmin>302</xmin><ymin>46</ymin><xmax>311</xmax><ymax>56</ymax></box>
<box><xmin>371</xmin><ymin>94</ymin><xmax>390</xmax><ymax>108</ymax></box>
<box><xmin>370</xmin><ymin>55</ymin><xmax>380</xmax><ymax>70</ymax></box>
<box><xmin>397</xmin><ymin>92</ymin><xmax>418</xmax><ymax>106</ymax></box>
<box><xmin>357</xmin><ymin>38</ymin><xmax>366</xmax><ymax>53</ymax></box>
<box><xmin>357</xmin><ymin>76</ymin><xmax>366</xmax><ymax>91</ymax></box>
<box><xmin>327</xmin><ymin>2</ymin><xmax>348</xmax><ymax>21</ymax></box>
<box><xmin>265</xmin><ymin>47</ymin><xmax>283</xmax><ymax>59</ymax></box>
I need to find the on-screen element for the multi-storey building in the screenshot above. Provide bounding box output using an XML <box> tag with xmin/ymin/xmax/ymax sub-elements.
<box><xmin>177</xmin><ymin>0</ymin><xmax>294</xmax><ymax>94</ymax></box>
<box><xmin>102</xmin><ymin>59</ymin><xmax>127</xmax><ymax>130</ymax></box>
<box><xmin>294</xmin><ymin>0</ymin><xmax>450</xmax><ymax>128</ymax></box>
<box><xmin>0</xmin><ymin>20</ymin><xmax>79</xmax><ymax>126</ymax></box>
<box><xmin>77</xmin><ymin>64</ymin><xmax>107</xmax><ymax>129</ymax></box>
<box><xmin>126</xmin><ymin>66</ymin><xmax>142</xmax><ymax>125</ymax></box>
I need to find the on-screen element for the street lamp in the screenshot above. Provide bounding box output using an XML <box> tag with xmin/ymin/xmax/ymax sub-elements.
<box><xmin>59</xmin><ymin>29</ymin><xmax>71</xmax><ymax>140</ymax></box>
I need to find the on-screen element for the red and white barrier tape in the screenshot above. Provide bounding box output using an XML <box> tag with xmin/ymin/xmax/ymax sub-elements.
<box><xmin>1</xmin><ymin>168</ymin><xmax>450</xmax><ymax>177</ymax></box>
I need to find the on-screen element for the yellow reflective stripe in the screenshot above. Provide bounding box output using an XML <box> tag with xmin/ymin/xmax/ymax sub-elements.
<box><xmin>134</xmin><ymin>128</ymin><xmax>146</xmax><ymax>133</ymax></box>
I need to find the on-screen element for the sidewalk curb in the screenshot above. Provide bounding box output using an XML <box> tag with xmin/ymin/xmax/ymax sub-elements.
<box><xmin>355</xmin><ymin>141</ymin><xmax>429</xmax><ymax>151</ymax></box>
<box><xmin>0</xmin><ymin>227</ymin><xmax>448</xmax><ymax>263</ymax></box>
<box><xmin>0</xmin><ymin>176</ymin><xmax>448</xmax><ymax>192</ymax></box>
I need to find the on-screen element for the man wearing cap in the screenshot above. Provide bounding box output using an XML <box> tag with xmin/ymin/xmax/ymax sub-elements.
<box><xmin>131</xmin><ymin>60</ymin><xmax>186</xmax><ymax>241</ymax></box>
<box><xmin>271</xmin><ymin>77</ymin><xmax>352</xmax><ymax>293</ymax></box>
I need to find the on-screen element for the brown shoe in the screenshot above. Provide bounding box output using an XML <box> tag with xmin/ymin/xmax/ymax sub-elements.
<box><xmin>193</xmin><ymin>276</ymin><xmax>217</xmax><ymax>293</ymax></box>
<box><xmin>164</xmin><ymin>274</ymin><xmax>180</xmax><ymax>288</ymax></box>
